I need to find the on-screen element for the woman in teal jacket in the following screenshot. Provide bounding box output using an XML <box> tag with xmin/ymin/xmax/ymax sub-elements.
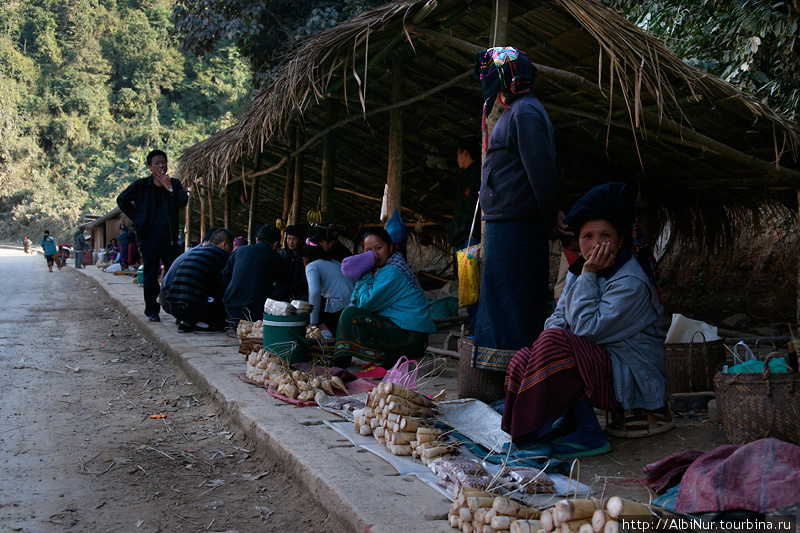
<box><xmin>334</xmin><ymin>229</ymin><xmax>435</xmax><ymax>366</ymax></box>
<box><xmin>40</xmin><ymin>230</ymin><xmax>58</xmax><ymax>272</ymax></box>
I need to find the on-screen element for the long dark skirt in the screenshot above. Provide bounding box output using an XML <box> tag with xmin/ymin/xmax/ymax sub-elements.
<box><xmin>334</xmin><ymin>306</ymin><xmax>428</xmax><ymax>365</ymax></box>
<box><xmin>473</xmin><ymin>219</ymin><xmax>549</xmax><ymax>372</ymax></box>
<box><xmin>502</xmin><ymin>328</ymin><xmax>620</xmax><ymax>441</ymax></box>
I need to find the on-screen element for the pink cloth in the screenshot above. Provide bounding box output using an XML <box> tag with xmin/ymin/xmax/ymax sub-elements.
<box><xmin>676</xmin><ymin>438</ymin><xmax>800</xmax><ymax>513</ymax></box>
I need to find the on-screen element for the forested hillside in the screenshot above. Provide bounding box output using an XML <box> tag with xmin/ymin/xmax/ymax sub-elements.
<box><xmin>0</xmin><ymin>0</ymin><xmax>251</xmax><ymax>243</ymax></box>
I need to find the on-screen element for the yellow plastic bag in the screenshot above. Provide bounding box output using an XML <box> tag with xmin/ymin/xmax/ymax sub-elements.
<box><xmin>456</xmin><ymin>243</ymin><xmax>481</xmax><ymax>308</ymax></box>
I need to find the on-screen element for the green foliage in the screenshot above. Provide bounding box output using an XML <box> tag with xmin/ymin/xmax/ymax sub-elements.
<box><xmin>173</xmin><ymin>0</ymin><xmax>387</xmax><ymax>87</ymax></box>
<box><xmin>605</xmin><ymin>0</ymin><xmax>800</xmax><ymax>119</ymax></box>
<box><xmin>0</xmin><ymin>0</ymin><xmax>252</xmax><ymax>243</ymax></box>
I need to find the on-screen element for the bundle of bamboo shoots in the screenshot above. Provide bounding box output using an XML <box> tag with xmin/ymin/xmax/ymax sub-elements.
<box><xmin>246</xmin><ymin>351</ymin><xmax>347</xmax><ymax>400</ymax></box>
<box><xmin>237</xmin><ymin>320</ymin><xmax>263</xmax><ymax>341</ymax></box>
<box><xmin>538</xmin><ymin>497</ymin><xmax>656</xmax><ymax>533</ymax></box>
<box><xmin>352</xmin><ymin>381</ymin><xmax>447</xmax><ymax>456</ymax></box>
<box><xmin>447</xmin><ymin>486</ymin><xmax>542</xmax><ymax>533</ymax></box>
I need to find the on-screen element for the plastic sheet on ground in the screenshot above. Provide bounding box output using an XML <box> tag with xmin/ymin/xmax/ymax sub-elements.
<box><xmin>437</xmin><ymin>398</ymin><xmax>511</xmax><ymax>452</ymax></box>
<box><xmin>323</xmin><ymin>414</ymin><xmax>593</xmax><ymax>504</ymax></box>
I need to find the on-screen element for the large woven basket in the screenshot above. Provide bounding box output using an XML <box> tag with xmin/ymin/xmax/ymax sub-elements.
<box><xmin>713</xmin><ymin>354</ymin><xmax>800</xmax><ymax>445</ymax></box>
<box><xmin>457</xmin><ymin>335</ymin><xmax>506</xmax><ymax>403</ymax></box>
<box><xmin>665</xmin><ymin>332</ymin><xmax>727</xmax><ymax>394</ymax></box>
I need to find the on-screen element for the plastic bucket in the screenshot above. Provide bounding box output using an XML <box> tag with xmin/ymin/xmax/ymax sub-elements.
<box><xmin>263</xmin><ymin>313</ymin><xmax>309</xmax><ymax>364</ymax></box>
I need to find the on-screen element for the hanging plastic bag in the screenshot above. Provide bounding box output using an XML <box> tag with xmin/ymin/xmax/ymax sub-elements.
<box><xmin>457</xmin><ymin>243</ymin><xmax>481</xmax><ymax>308</ymax></box>
<box><xmin>383</xmin><ymin>356</ymin><xmax>419</xmax><ymax>390</ymax></box>
<box><xmin>385</xmin><ymin>209</ymin><xmax>407</xmax><ymax>247</ymax></box>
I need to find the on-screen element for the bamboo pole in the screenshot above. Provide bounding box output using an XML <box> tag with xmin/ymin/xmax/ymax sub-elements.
<box><xmin>290</xmin><ymin>129</ymin><xmax>305</xmax><ymax>226</ymax></box>
<box><xmin>321</xmin><ymin>100</ymin><xmax>337</xmax><ymax>221</ymax></box>
<box><xmin>198</xmin><ymin>193</ymin><xmax>206</xmax><ymax>245</ymax></box>
<box><xmin>797</xmin><ymin>188</ymin><xmax>799</xmax><ymax>326</ymax></box>
<box><xmin>386</xmin><ymin>53</ymin><xmax>405</xmax><ymax>220</ymax></box>
<box><xmin>207</xmin><ymin>185</ymin><xmax>215</xmax><ymax>229</ymax></box>
<box><xmin>224</xmin><ymin>188</ymin><xmax>230</xmax><ymax>230</ymax></box>
<box><xmin>282</xmin><ymin>127</ymin><xmax>296</xmax><ymax>223</ymax></box>
<box><xmin>247</xmin><ymin>177</ymin><xmax>260</xmax><ymax>243</ymax></box>
<box><xmin>491</xmin><ymin>0</ymin><xmax>509</xmax><ymax>47</ymax></box>
<box><xmin>184</xmin><ymin>194</ymin><xmax>192</xmax><ymax>251</ymax></box>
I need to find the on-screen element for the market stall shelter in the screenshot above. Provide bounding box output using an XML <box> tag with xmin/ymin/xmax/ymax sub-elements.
<box><xmin>176</xmin><ymin>0</ymin><xmax>800</xmax><ymax>308</ymax></box>
<box><xmin>79</xmin><ymin>207</ymin><xmax>132</xmax><ymax>253</ymax></box>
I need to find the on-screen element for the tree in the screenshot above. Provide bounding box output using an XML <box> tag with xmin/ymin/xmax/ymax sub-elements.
<box><xmin>605</xmin><ymin>0</ymin><xmax>800</xmax><ymax>119</ymax></box>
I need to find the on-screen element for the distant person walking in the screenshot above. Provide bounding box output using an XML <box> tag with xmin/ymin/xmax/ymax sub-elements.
<box><xmin>117</xmin><ymin>150</ymin><xmax>189</xmax><ymax>322</ymax></box>
<box><xmin>72</xmin><ymin>229</ymin><xmax>86</xmax><ymax>269</ymax></box>
<box><xmin>40</xmin><ymin>230</ymin><xmax>58</xmax><ymax>272</ymax></box>
<box><xmin>23</xmin><ymin>237</ymin><xmax>32</xmax><ymax>254</ymax></box>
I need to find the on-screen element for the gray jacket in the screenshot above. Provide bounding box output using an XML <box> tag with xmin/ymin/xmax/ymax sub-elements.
<box><xmin>72</xmin><ymin>231</ymin><xmax>86</xmax><ymax>251</ymax></box>
<box><xmin>544</xmin><ymin>255</ymin><xmax>667</xmax><ymax>410</ymax></box>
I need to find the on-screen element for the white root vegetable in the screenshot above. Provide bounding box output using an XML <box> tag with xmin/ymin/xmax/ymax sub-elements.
<box><xmin>555</xmin><ymin>500</ymin><xmax>599</xmax><ymax>523</ymax></box>
<box><xmin>493</xmin><ymin>497</ymin><xmax>540</xmax><ymax>519</ymax></box>
<box><xmin>467</xmin><ymin>497</ymin><xmax>496</xmax><ymax>513</ymax></box>
<box><xmin>389</xmin><ymin>431</ymin><xmax>415</xmax><ymax>445</ymax></box>
<box><xmin>605</xmin><ymin>497</ymin><xmax>651</xmax><ymax>519</ymax></box>
<box><xmin>577</xmin><ymin>524</ymin><xmax>594</xmax><ymax>533</ymax></box>
<box><xmin>450</xmin><ymin>514</ymin><xmax>461</xmax><ymax>528</ymax></box>
<box><xmin>540</xmin><ymin>509</ymin><xmax>554</xmax><ymax>532</ymax></box>
<box><xmin>510</xmin><ymin>520</ymin><xmax>542</xmax><ymax>533</ymax></box>
<box><xmin>399</xmin><ymin>417</ymin><xmax>420</xmax><ymax>431</ymax></box>
<box><xmin>460</xmin><ymin>507</ymin><xmax>473</xmax><ymax>524</ymax></box>
<box><xmin>602</xmin><ymin>521</ymin><xmax>618</xmax><ymax>533</ymax></box>
<box><xmin>390</xmin><ymin>444</ymin><xmax>412</xmax><ymax>456</ymax></box>
<box><xmin>491</xmin><ymin>515</ymin><xmax>513</xmax><ymax>530</ymax></box>
<box><xmin>320</xmin><ymin>379</ymin><xmax>334</xmax><ymax>395</ymax></box>
<box><xmin>559</xmin><ymin>518</ymin><xmax>592</xmax><ymax>533</ymax></box>
<box><xmin>592</xmin><ymin>510</ymin><xmax>610</xmax><ymax>533</ymax></box>
<box><xmin>359</xmin><ymin>425</ymin><xmax>372</xmax><ymax>436</ymax></box>
<box><xmin>329</xmin><ymin>375</ymin><xmax>348</xmax><ymax>394</ymax></box>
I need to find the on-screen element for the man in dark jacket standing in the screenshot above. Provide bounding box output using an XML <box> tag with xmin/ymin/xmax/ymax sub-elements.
<box><xmin>446</xmin><ymin>137</ymin><xmax>481</xmax><ymax>251</ymax></box>
<box><xmin>117</xmin><ymin>150</ymin><xmax>189</xmax><ymax>322</ymax></box>
<box><xmin>72</xmin><ymin>228</ymin><xmax>87</xmax><ymax>269</ymax></box>
<box><xmin>223</xmin><ymin>224</ymin><xmax>289</xmax><ymax>322</ymax></box>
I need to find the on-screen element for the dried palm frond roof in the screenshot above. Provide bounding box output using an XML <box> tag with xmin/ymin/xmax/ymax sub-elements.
<box><xmin>178</xmin><ymin>0</ymin><xmax>800</xmax><ymax>244</ymax></box>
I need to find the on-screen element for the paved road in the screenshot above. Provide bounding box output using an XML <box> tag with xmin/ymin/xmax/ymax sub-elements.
<box><xmin>0</xmin><ymin>248</ymin><xmax>346</xmax><ymax>532</ymax></box>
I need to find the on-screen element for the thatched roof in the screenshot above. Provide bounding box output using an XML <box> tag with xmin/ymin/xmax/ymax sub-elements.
<box><xmin>177</xmin><ymin>0</ymin><xmax>800</xmax><ymax>244</ymax></box>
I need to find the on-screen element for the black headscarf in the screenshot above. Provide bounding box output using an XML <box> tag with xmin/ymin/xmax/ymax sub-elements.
<box><xmin>564</xmin><ymin>183</ymin><xmax>659</xmax><ymax>284</ymax></box>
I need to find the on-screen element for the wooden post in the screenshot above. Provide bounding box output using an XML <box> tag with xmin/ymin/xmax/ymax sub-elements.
<box><xmin>207</xmin><ymin>185</ymin><xmax>215</xmax><ymax>229</ymax></box>
<box><xmin>290</xmin><ymin>129</ymin><xmax>305</xmax><ymax>226</ymax></box>
<box><xmin>198</xmin><ymin>193</ymin><xmax>206</xmax><ymax>245</ymax></box>
<box><xmin>247</xmin><ymin>177</ymin><xmax>260</xmax><ymax>243</ymax></box>
<box><xmin>224</xmin><ymin>187</ymin><xmax>230</xmax><ymax>230</ymax></box>
<box><xmin>184</xmin><ymin>193</ymin><xmax>192</xmax><ymax>251</ymax></box>
<box><xmin>797</xmin><ymin>189</ymin><xmax>800</xmax><ymax>326</ymax></box>
<box><xmin>282</xmin><ymin>127</ymin><xmax>296</xmax><ymax>223</ymax></box>
<box><xmin>492</xmin><ymin>0</ymin><xmax>509</xmax><ymax>47</ymax></box>
<box><xmin>386</xmin><ymin>53</ymin><xmax>405</xmax><ymax>220</ymax></box>
<box><xmin>321</xmin><ymin>101</ymin><xmax>337</xmax><ymax>221</ymax></box>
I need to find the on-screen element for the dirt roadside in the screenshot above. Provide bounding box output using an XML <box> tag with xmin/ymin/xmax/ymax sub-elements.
<box><xmin>0</xmin><ymin>248</ymin><xmax>348</xmax><ymax>533</ymax></box>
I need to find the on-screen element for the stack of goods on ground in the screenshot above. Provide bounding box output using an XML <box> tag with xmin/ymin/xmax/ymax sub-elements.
<box><xmin>448</xmin><ymin>494</ymin><xmax>659</xmax><ymax>533</ymax></box>
<box><xmin>352</xmin><ymin>382</ymin><xmax>455</xmax><ymax>459</ymax></box>
<box><xmin>236</xmin><ymin>319</ymin><xmax>263</xmax><ymax>355</ymax></box>
<box><xmin>245</xmin><ymin>348</ymin><xmax>347</xmax><ymax>401</ymax></box>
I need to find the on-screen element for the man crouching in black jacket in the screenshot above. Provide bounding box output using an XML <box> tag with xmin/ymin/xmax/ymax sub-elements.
<box><xmin>117</xmin><ymin>150</ymin><xmax>189</xmax><ymax>322</ymax></box>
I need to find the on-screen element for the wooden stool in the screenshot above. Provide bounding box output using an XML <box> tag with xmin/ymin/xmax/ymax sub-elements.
<box><xmin>604</xmin><ymin>402</ymin><xmax>675</xmax><ymax>438</ymax></box>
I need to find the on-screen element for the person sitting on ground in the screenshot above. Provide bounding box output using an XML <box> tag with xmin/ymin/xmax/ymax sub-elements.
<box><xmin>307</xmin><ymin>223</ymin><xmax>352</xmax><ymax>263</ymax></box>
<box><xmin>164</xmin><ymin>229</ymin><xmax>234</xmax><ymax>333</ymax></box>
<box><xmin>334</xmin><ymin>228</ymin><xmax>435</xmax><ymax>367</ymax></box>
<box><xmin>223</xmin><ymin>224</ymin><xmax>289</xmax><ymax>323</ymax></box>
<box><xmin>501</xmin><ymin>183</ymin><xmax>666</xmax><ymax>459</ymax></box>
<box><xmin>106</xmin><ymin>238</ymin><xmax>119</xmax><ymax>263</ymax></box>
<box><xmin>303</xmin><ymin>244</ymin><xmax>355</xmax><ymax>337</ymax></box>
<box><xmin>159</xmin><ymin>228</ymin><xmax>218</xmax><ymax>319</ymax></box>
<box><xmin>41</xmin><ymin>230</ymin><xmax>58</xmax><ymax>272</ymax></box>
<box><xmin>280</xmin><ymin>225</ymin><xmax>308</xmax><ymax>301</ymax></box>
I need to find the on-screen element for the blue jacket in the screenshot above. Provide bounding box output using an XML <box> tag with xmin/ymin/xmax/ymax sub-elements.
<box><xmin>41</xmin><ymin>235</ymin><xmax>57</xmax><ymax>256</ymax></box>
<box><xmin>117</xmin><ymin>175</ymin><xmax>189</xmax><ymax>244</ymax></box>
<box><xmin>352</xmin><ymin>266</ymin><xmax>435</xmax><ymax>334</ymax></box>
<box><xmin>305</xmin><ymin>259</ymin><xmax>355</xmax><ymax>324</ymax></box>
<box><xmin>544</xmin><ymin>255</ymin><xmax>667</xmax><ymax>410</ymax></box>
<box><xmin>480</xmin><ymin>95</ymin><xmax>559</xmax><ymax>227</ymax></box>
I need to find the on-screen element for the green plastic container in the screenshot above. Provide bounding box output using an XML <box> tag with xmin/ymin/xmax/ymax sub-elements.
<box><xmin>262</xmin><ymin>313</ymin><xmax>310</xmax><ymax>364</ymax></box>
<box><xmin>137</xmin><ymin>265</ymin><xmax>144</xmax><ymax>286</ymax></box>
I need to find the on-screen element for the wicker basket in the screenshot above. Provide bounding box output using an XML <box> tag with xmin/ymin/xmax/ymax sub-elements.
<box><xmin>457</xmin><ymin>335</ymin><xmax>506</xmax><ymax>403</ymax></box>
<box><xmin>713</xmin><ymin>354</ymin><xmax>800</xmax><ymax>445</ymax></box>
<box><xmin>665</xmin><ymin>332</ymin><xmax>727</xmax><ymax>394</ymax></box>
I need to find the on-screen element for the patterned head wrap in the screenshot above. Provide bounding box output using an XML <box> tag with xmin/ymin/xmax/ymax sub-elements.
<box><xmin>474</xmin><ymin>47</ymin><xmax>538</xmax><ymax>148</ymax></box>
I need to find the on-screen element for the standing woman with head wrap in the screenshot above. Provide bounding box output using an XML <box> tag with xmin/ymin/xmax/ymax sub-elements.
<box><xmin>471</xmin><ymin>47</ymin><xmax>569</xmax><ymax>376</ymax></box>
